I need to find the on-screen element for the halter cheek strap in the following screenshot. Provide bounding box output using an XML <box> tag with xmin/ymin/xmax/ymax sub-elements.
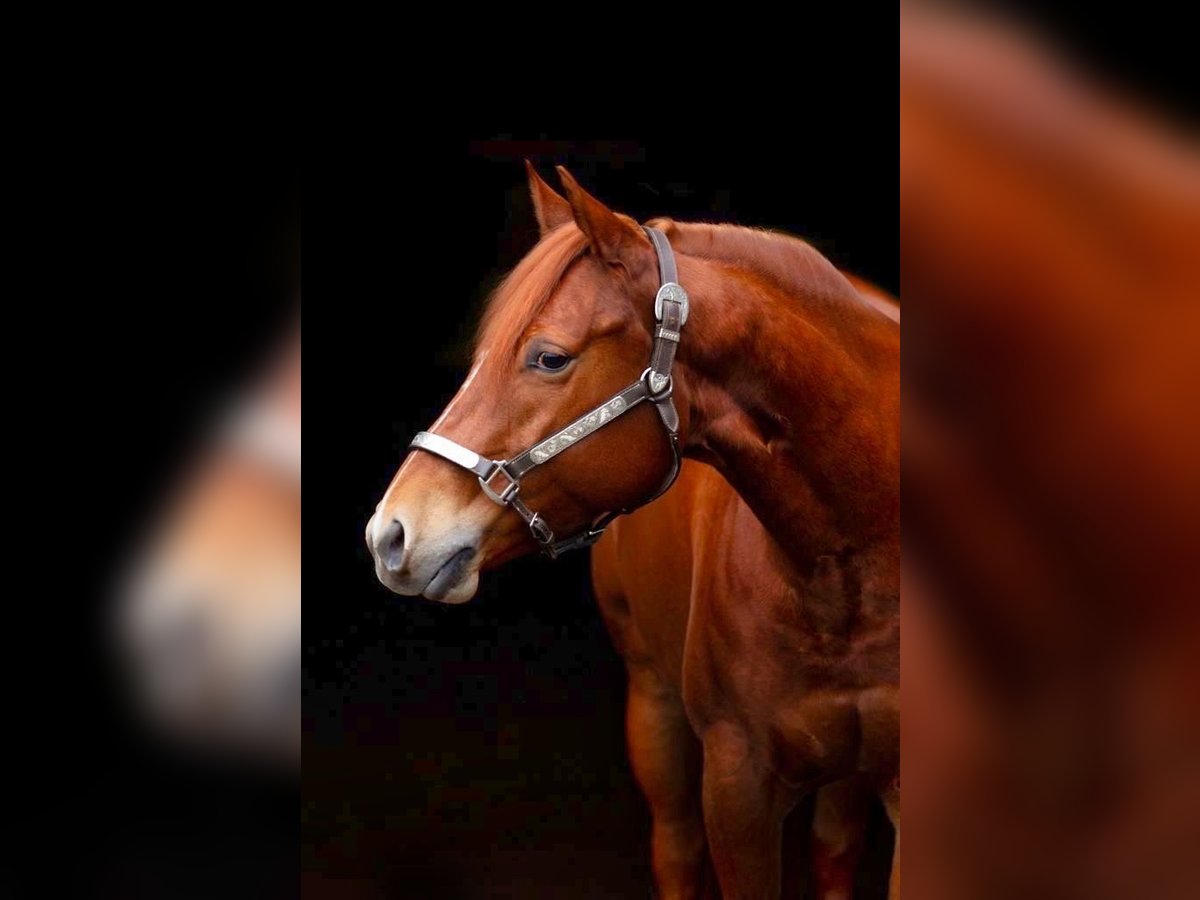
<box><xmin>408</xmin><ymin>226</ymin><xmax>687</xmax><ymax>558</ymax></box>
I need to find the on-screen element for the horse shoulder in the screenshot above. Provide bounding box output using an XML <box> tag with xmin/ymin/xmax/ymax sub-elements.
<box><xmin>591</xmin><ymin>462</ymin><xmax>714</xmax><ymax>687</ymax></box>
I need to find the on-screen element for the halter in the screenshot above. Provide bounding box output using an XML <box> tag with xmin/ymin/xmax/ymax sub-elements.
<box><xmin>409</xmin><ymin>226</ymin><xmax>687</xmax><ymax>558</ymax></box>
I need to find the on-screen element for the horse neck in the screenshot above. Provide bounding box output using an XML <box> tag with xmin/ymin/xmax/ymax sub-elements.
<box><xmin>668</xmin><ymin>226</ymin><xmax>900</xmax><ymax>571</ymax></box>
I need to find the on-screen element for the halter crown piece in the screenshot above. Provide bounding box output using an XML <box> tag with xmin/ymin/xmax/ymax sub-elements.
<box><xmin>409</xmin><ymin>227</ymin><xmax>687</xmax><ymax>558</ymax></box>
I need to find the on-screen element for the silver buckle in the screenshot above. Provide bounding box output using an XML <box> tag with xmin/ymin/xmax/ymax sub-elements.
<box><xmin>528</xmin><ymin>514</ymin><xmax>554</xmax><ymax>545</ymax></box>
<box><xmin>654</xmin><ymin>282</ymin><xmax>689</xmax><ymax>325</ymax></box>
<box><xmin>479</xmin><ymin>462</ymin><xmax>520</xmax><ymax>505</ymax></box>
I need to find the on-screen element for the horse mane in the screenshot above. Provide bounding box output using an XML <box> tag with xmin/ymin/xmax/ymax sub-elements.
<box><xmin>659</xmin><ymin>221</ymin><xmax>883</xmax><ymax>312</ymax></box>
<box><xmin>476</xmin><ymin>217</ymin><xmax>893</xmax><ymax>369</ymax></box>
<box><xmin>476</xmin><ymin>225</ymin><xmax>588</xmax><ymax>364</ymax></box>
<box><xmin>655</xmin><ymin>221</ymin><xmax>898</xmax><ymax>355</ymax></box>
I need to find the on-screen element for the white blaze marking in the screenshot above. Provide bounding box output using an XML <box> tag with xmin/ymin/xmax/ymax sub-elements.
<box><xmin>373</xmin><ymin>351</ymin><xmax>490</xmax><ymax>545</ymax></box>
<box><xmin>429</xmin><ymin>350</ymin><xmax>488</xmax><ymax>432</ymax></box>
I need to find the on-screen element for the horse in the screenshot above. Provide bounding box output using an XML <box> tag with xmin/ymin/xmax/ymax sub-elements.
<box><xmin>368</xmin><ymin>167</ymin><xmax>900</xmax><ymax>899</ymax></box>
<box><xmin>119</xmin><ymin>327</ymin><xmax>301</xmax><ymax>763</ymax></box>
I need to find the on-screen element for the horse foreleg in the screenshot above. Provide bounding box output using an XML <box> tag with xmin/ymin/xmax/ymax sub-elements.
<box><xmin>626</xmin><ymin>664</ymin><xmax>711</xmax><ymax>899</ymax></box>
<box><xmin>701</xmin><ymin>723</ymin><xmax>792</xmax><ymax>900</ymax></box>
<box><xmin>883</xmin><ymin>779</ymin><xmax>900</xmax><ymax>899</ymax></box>
<box><xmin>811</xmin><ymin>777</ymin><xmax>871</xmax><ymax>900</ymax></box>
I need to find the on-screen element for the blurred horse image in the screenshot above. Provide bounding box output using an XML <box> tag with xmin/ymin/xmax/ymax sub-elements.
<box><xmin>901</xmin><ymin>6</ymin><xmax>1200</xmax><ymax>897</ymax></box>
<box><xmin>119</xmin><ymin>329</ymin><xmax>300</xmax><ymax>763</ymax></box>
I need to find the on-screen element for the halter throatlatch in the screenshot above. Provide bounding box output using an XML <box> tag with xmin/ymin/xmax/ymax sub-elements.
<box><xmin>408</xmin><ymin>226</ymin><xmax>687</xmax><ymax>558</ymax></box>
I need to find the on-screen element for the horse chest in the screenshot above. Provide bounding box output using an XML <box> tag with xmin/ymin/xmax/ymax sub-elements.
<box><xmin>681</xmin><ymin>549</ymin><xmax>898</xmax><ymax>784</ymax></box>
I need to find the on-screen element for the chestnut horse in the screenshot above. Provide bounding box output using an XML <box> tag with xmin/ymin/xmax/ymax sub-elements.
<box><xmin>120</xmin><ymin>329</ymin><xmax>301</xmax><ymax>762</ymax></box>
<box><xmin>368</xmin><ymin>169</ymin><xmax>899</xmax><ymax>898</ymax></box>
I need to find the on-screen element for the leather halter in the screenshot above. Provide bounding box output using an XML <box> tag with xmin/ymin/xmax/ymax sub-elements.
<box><xmin>409</xmin><ymin>226</ymin><xmax>687</xmax><ymax>558</ymax></box>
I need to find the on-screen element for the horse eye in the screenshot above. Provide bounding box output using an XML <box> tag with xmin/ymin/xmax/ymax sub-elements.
<box><xmin>535</xmin><ymin>351</ymin><xmax>572</xmax><ymax>371</ymax></box>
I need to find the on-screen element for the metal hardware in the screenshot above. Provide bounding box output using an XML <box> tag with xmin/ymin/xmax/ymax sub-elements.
<box><xmin>654</xmin><ymin>282</ymin><xmax>689</xmax><ymax>325</ymax></box>
<box><xmin>479</xmin><ymin>463</ymin><xmax>519</xmax><ymax>504</ymax></box>
<box><xmin>528</xmin><ymin>514</ymin><xmax>554</xmax><ymax>545</ymax></box>
<box><xmin>641</xmin><ymin>367</ymin><xmax>673</xmax><ymax>399</ymax></box>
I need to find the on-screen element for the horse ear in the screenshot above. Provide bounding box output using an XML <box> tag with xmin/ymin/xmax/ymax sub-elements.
<box><xmin>525</xmin><ymin>160</ymin><xmax>573</xmax><ymax>237</ymax></box>
<box><xmin>556</xmin><ymin>166</ymin><xmax>648</xmax><ymax>269</ymax></box>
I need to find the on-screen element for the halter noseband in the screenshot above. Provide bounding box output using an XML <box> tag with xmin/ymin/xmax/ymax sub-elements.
<box><xmin>408</xmin><ymin>226</ymin><xmax>687</xmax><ymax>558</ymax></box>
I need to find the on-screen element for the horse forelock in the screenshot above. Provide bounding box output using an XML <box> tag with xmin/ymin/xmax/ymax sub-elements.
<box><xmin>476</xmin><ymin>225</ymin><xmax>590</xmax><ymax>369</ymax></box>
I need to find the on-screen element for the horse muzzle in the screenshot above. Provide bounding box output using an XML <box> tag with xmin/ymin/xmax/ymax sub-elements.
<box><xmin>366</xmin><ymin>509</ymin><xmax>482</xmax><ymax>604</ymax></box>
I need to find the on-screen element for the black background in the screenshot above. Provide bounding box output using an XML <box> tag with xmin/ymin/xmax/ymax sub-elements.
<box><xmin>304</xmin><ymin>124</ymin><xmax>897</xmax><ymax>899</ymax></box>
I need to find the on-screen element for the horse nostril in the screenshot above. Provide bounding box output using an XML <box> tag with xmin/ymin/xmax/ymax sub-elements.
<box><xmin>379</xmin><ymin>519</ymin><xmax>406</xmax><ymax>572</ymax></box>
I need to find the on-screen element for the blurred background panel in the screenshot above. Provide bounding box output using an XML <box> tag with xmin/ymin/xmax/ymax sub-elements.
<box><xmin>902</xmin><ymin>4</ymin><xmax>1200</xmax><ymax>897</ymax></box>
<box><xmin>12</xmin><ymin>139</ymin><xmax>300</xmax><ymax>897</ymax></box>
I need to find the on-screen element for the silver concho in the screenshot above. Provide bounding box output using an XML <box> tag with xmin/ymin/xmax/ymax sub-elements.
<box><xmin>654</xmin><ymin>282</ymin><xmax>689</xmax><ymax>326</ymax></box>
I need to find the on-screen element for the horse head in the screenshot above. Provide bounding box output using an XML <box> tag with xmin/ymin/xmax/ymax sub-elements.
<box><xmin>368</xmin><ymin>167</ymin><xmax>683</xmax><ymax>603</ymax></box>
